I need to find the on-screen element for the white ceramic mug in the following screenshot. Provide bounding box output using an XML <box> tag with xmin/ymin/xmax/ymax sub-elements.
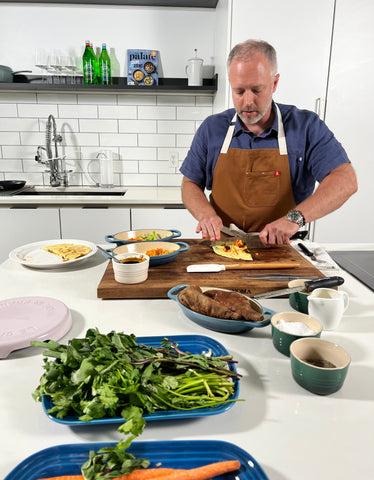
<box><xmin>307</xmin><ymin>288</ymin><xmax>349</xmax><ymax>330</ymax></box>
<box><xmin>185</xmin><ymin>57</ymin><xmax>203</xmax><ymax>86</ymax></box>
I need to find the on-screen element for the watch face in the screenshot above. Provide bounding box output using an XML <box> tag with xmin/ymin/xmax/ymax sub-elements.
<box><xmin>287</xmin><ymin>210</ymin><xmax>304</xmax><ymax>227</ymax></box>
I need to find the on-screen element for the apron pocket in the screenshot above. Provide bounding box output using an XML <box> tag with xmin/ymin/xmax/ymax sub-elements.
<box><xmin>244</xmin><ymin>170</ymin><xmax>280</xmax><ymax>207</ymax></box>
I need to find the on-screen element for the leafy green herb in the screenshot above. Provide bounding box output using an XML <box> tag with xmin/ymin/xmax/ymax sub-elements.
<box><xmin>31</xmin><ymin>329</ymin><xmax>241</xmax><ymax>479</ymax></box>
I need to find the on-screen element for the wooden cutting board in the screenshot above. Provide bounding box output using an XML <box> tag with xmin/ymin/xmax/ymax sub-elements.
<box><xmin>97</xmin><ymin>239</ymin><xmax>324</xmax><ymax>299</ymax></box>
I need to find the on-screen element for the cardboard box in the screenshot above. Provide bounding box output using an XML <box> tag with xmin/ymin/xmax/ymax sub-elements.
<box><xmin>127</xmin><ymin>49</ymin><xmax>159</xmax><ymax>86</ymax></box>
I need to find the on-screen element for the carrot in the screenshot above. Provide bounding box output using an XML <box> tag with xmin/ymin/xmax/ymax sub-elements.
<box><xmin>114</xmin><ymin>468</ymin><xmax>176</xmax><ymax>480</ymax></box>
<box><xmin>148</xmin><ymin>460</ymin><xmax>241</xmax><ymax>480</ymax></box>
<box><xmin>38</xmin><ymin>460</ymin><xmax>240</xmax><ymax>480</ymax></box>
<box><xmin>38</xmin><ymin>476</ymin><xmax>83</xmax><ymax>480</ymax></box>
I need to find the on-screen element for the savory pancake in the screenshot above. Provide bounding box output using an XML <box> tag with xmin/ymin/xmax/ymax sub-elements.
<box><xmin>212</xmin><ymin>239</ymin><xmax>253</xmax><ymax>261</ymax></box>
<box><xmin>42</xmin><ymin>243</ymin><xmax>91</xmax><ymax>262</ymax></box>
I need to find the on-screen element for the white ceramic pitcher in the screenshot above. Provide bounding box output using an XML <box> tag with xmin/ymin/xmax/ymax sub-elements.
<box><xmin>185</xmin><ymin>49</ymin><xmax>203</xmax><ymax>86</ymax></box>
<box><xmin>307</xmin><ymin>288</ymin><xmax>349</xmax><ymax>330</ymax></box>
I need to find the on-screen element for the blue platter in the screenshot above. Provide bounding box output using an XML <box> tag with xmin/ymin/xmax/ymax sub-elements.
<box><xmin>41</xmin><ymin>334</ymin><xmax>239</xmax><ymax>425</ymax></box>
<box><xmin>4</xmin><ymin>440</ymin><xmax>269</xmax><ymax>480</ymax></box>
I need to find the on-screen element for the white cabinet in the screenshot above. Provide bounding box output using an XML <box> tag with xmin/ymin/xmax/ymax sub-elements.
<box><xmin>131</xmin><ymin>208</ymin><xmax>200</xmax><ymax>239</ymax></box>
<box><xmin>230</xmin><ymin>0</ymin><xmax>335</xmax><ymax>114</ymax></box>
<box><xmin>0</xmin><ymin>208</ymin><xmax>61</xmax><ymax>263</ymax></box>
<box><xmin>60</xmin><ymin>207</ymin><xmax>130</xmax><ymax>243</ymax></box>
<box><xmin>313</xmin><ymin>0</ymin><xmax>374</xmax><ymax>243</ymax></box>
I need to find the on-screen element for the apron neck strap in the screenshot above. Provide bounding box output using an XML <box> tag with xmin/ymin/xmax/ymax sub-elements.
<box><xmin>220</xmin><ymin>113</ymin><xmax>237</xmax><ymax>154</ymax></box>
<box><xmin>275</xmin><ymin>103</ymin><xmax>288</xmax><ymax>156</ymax></box>
<box><xmin>219</xmin><ymin>105</ymin><xmax>288</xmax><ymax>155</ymax></box>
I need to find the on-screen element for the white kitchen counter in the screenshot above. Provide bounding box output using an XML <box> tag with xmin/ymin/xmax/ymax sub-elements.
<box><xmin>0</xmin><ymin>186</ymin><xmax>184</xmax><ymax>207</ymax></box>
<box><xmin>1</xmin><ymin>244</ymin><xmax>374</xmax><ymax>480</ymax></box>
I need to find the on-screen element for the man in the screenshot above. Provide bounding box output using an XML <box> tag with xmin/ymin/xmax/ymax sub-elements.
<box><xmin>180</xmin><ymin>39</ymin><xmax>357</xmax><ymax>245</ymax></box>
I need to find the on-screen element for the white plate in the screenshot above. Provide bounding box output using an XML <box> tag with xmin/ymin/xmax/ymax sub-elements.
<box><xmin>9</xmin><ymin>239</ymin><xmax>97</xmax><ymax>269</ymax></box>
<box><xmin>0</xmin><ymin>296</ymin><xmax>72</xmax><ymax>358</ymax></box>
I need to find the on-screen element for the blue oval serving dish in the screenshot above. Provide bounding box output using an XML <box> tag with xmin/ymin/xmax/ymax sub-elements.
<box><xmin>168</xmin><ymin>284</ymin><xmax>275</xmax><ymax>334</ymax></box>
<box><xmin>105</xmin><ymin>228</ymin><xmax>181</xmax><ymax>245</ymax></box>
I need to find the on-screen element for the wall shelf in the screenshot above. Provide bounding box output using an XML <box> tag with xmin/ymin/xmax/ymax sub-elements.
<box><xmin>2</xmin><ymin>0</ymin><xmax>218</xmax><ymax>6</ymax></box>
<box><xmin>0</xmin><ymin>74</ymin><xmax>218</xmax><ymax>94</ymax></box>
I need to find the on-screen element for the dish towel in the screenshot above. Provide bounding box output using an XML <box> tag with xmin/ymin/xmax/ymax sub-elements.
<box><xmin>291</xmin><ymin>240</ymin><xmax>341</xmax><ymax>275</ymax></box>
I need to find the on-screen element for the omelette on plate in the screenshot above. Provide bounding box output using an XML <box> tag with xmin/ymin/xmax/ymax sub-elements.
<box><xmin>212</xmin><ymin>239</ymin><xmax>253</xmax><ymax>261</ymax></box>
<box><xmin>42</xmin><ymin>243</ymin><xmax>91</xmax><ymax>262</ymax></box>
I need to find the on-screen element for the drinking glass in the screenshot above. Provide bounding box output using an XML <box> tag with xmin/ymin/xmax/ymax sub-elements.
<box><xmin>35</xmin><ymin>48</ymin><xmax>48</xmax><ymax>83</ymax></box>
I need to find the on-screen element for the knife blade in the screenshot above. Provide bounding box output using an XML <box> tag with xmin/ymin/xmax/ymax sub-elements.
<box><xmin>220</xmin><ymin>226</ymin><xmax>309</xmax><ymax>249</ymax></box>
<box><xmin>252</xmin><ymin>276</ymin><xmax>344</xmax><ymax>299</ymax></box>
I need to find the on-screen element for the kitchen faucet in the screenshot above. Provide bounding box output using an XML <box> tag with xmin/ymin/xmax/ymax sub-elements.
<box><xmin>35</xmin><ymin>114</ymin><xmax>70</xmax><ymax>187</ymax></box>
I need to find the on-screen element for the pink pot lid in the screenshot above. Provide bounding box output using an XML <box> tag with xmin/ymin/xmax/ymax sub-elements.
<box><xmin>0</xmin><ymin>296</ymin><xmax>72</xmax><ymax>359</ymax></box>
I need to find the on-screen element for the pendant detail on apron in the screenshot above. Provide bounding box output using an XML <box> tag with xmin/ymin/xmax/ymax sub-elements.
<box><xmin>210</xmin><ymin>104</ymin><xmax>296</xmax><ymax>232</ymax></box>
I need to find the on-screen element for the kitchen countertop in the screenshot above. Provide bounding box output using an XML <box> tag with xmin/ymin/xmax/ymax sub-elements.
<box><xmin>1</xmin><ymin>243</ymin><xmax>374</xmax><ymax>480</ymax></box>
<box><xmin>0</xmin><ymin>186</ymin><xmax>184</xmax><ymax>207</ymax></box>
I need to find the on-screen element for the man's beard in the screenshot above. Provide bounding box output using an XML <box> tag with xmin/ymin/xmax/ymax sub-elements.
<box><xmin>237</xmin><ymin>98</ymin><xmax>272</xmax><ymax>126</ymax></box>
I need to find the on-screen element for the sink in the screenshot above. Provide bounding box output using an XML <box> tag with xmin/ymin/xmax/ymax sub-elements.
<box><xmin>9</xmin><ymin>186</ymin><xmax>127</xmax><ymax>196</ymax></box>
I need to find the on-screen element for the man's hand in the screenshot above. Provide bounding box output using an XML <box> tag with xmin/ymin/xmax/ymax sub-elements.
<box><xmin>259</xmin><ymin>216</ymin><xmax>300</xmax><ymax>246</ymax></box>
<box><xmin>196</xmin><ymin>215</ymin><xmax>223</xmax><ymax>241</ymax></box>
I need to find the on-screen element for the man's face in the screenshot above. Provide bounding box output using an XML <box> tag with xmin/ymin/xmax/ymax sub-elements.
<box><xmin>229</xmin><ymin>52</ymin><xmax>279</xmax><ymax>131</ymax></box>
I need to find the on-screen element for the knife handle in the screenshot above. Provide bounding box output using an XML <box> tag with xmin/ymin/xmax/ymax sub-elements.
<box><xmin>304</xmin><ymin>276</ymin><xmax>344</xmax><ymax>292</ymax></box>
<box><xmin>225</xmin><ymin>262</ymin><xmax>300</xmax><ymax>270</ymax></box>
<box><xmin>297</xmin><ymin>242</ymin><xmax>314</xmax><ymax>257</ymax></box>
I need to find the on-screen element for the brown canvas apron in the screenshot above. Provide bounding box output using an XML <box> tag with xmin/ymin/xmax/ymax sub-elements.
<box><xmin>210</xmin><ymin>104</ymin><xmax>296</xmax><ymax>232</ymax></box>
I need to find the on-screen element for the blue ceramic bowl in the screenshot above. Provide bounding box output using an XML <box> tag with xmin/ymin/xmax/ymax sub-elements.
<box><xmin>103</xmin><ymin>241</ymin><xmax>189</xmax><ymax>266</ymax></box>
<box><xmin>168</xmin><ymin>284</ymin><xmax>274</xmax><ymax>334</ymax></box>
<box><xmin>105</xmin><ymin>228</ymin><xmax>181</xmax><ymax>246</ymax></box>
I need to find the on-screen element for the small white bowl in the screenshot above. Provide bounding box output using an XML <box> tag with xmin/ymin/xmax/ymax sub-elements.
<box><xmin>112</xmin><ymin>253</ymin><xmax>149</xmax><ymax>284</ymax></box>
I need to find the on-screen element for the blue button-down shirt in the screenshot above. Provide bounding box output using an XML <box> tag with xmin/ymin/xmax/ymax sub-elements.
<box><xmin>180</xmin><ymin>102</ymin><xmax>350</xmax><ymax>204</ymax></box>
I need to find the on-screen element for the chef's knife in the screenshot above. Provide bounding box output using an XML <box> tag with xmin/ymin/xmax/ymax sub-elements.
<box><xmin>252</xmin><ymin>276</ymin><xmax>344</xmax><ymax>299</ymax></box>
<box><xmin>219</xmin><ymin>226</ymin><xmax>309</xmax><ymax>249</ymax></box>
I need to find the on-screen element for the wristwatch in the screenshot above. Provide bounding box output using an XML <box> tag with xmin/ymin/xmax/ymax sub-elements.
<box><xmin>286</xmin><ymin>209</ymin><xmax>305</xmax><ymax>228</ymax></box>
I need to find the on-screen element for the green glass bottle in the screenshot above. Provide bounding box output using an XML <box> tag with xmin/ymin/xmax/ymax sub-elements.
<box><xmin>99</xmin><ymin>43</ymin><xmax>112</xmax><ymax>85</ymax></box>
<box><xmin>82</xmin><ymin>40</ymin><xmax>94</xmax><ymax>84</ymax></box>
<box><xmin>89</xmin><ymin>42</ymin><xmax>99</xmax><ymax>84</ymax></box>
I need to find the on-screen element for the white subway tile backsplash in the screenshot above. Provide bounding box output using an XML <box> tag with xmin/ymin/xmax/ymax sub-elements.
<box><xmin>158</xmin><ymin>173</ymin><xmax>183</xmax><ymax>186</ymax></box>
<box><xmin>121</xmin><ymin>173</ymin><xmax>157</xmax><ymax>186</ymax></box>
<box><xmin>158</xmin><ymin>120</ymin><xmax>195</xmax><ymax>134</ymax></box>
<box><xmin>0</xmin><ymin>104</ymin><xmax>17</xmax><ymax>117</ymax></box>
<box><xmin>119</xmin><ymin>120</ymin><xmax>156</xmax><ymax>134</ymax></box>
<box><xmin>78</xmin><ymin>94</ymin><xmax>117</xmax><ymax>105</ymax></box>
<box><xmin>120</xmin><ymin>147</ymin><xmax>156</xmax><ymax>160</ymax></box>
<box><xmin>139</xmin><ymin>161</ymin><xmax>175</xmax><ymax>174</ymax></box>
<box><xmin>0</xmin><ymin>118</ymin><xmax>39</xmax><ymax>132</ymax></box>
<box><xmin>157</xmin><ymin>95</ymin><xmax>195</xmax><ymax>106</ymax></box>
<box><xmin>37</xmin><ymin>93</ymin><xmax>78</xmax><ymax>104</ymax></box>
<box><xmin>2</xmin><ymin>145</ymin><xmax>38</xmax><ymax>157</ymax></box>
<box><xmin>100</xmin><ymin>133</ymin><xmax>137</xmax><ymax>147</ymax></box>
<box><xmin>118</xmin><ymin>94</ymin><xmax>156</xmax><ymax>106</ymax></box>
<box><xmin>18</xmin><ymin>104</ymin><xmax>58</xmax><ymax>118</ymax></box>
<box><xmin>139</xmin><ymin>134</ymin><xmax>175</xmax><ymax>148</ymax></box>
<box><xmin>177</xmin><ymin>106</ymin><xmax>212</xmax><ymax>120</ymax></box>
<box><xmin>0</xmin><ymin>93</ymin><xmax>36</xmax><ymax>103</ymax></box>
<box><xmin>157</xmin><ymin>147</ymin><xmax>188</xmax><ymax>161</ymax></box>
<box><xmin>64</xmin><ymin>132</ymin><xmax>100</xmax><ymax>146</ymax></box>
<box><xmin>0</xmin><ymin>93</ymin><xmax>213</xmax><ymax>187</ymax></box>
<box><xmin>138</xmin><ymin>106</ymin><xmax>176</xmax><ymax>120</ymax></box>
<box><xmin>0</xmin><ymin>132</ymin><xmax>20</xmax><ymax>145</ymax></box>
<box><xmin>0</xmin><ymin>159</ymin><xmax>22</xmax><ymax>171</ymax></box>
<box><xmin>58</xmin><ymin>104</ymin><xmax>98</xmax><ymax>118</ymax></box>
<box><xmin>79</xmin><ymin>119</ymin><xmax>118</xmax><ymax>133</ymax></box>
<box><xmin>99</xmin><ymin>105</ymin><xmax>137</xmax><ymax>119</ymax></box>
